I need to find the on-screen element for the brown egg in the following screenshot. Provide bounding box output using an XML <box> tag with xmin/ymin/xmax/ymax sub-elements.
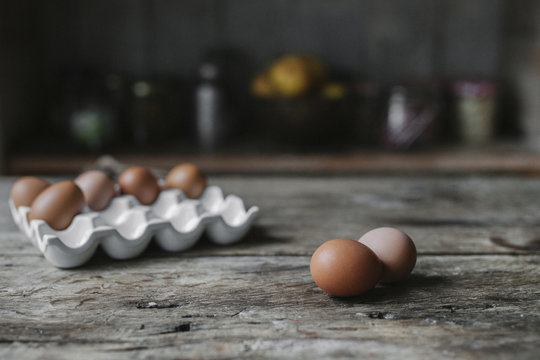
<box><xmin>358</xmin><ymin>227</ymin><xmax>417</xmax><ymax>283</ymax></box>
<box><xmin>75</xmin><ymin>170</ymin><xmax>116</xmax><ymax>211</ymax></box>
<box><xmin>118</xmin><ymin>166</ymin><xmax>160</xmax><ymax>205</ymax></box>
<box><xmin>165</xmin><ymin>163</ymin><xmax>207</xmax><ymax>199</ymax></box>
<box><xmin>10</xmin><ymin>176</ymin><xmax>50</xmax><ymax>208</ymax></box>
<box><xmin>310</xmin><ymin>238</ymin><xmax>382</xmax><ymax>297</ymax></box>
<box><xmin>28</xmin><ymin>181</ymin><xmax>84</xmax><ymax>231</ymax></box>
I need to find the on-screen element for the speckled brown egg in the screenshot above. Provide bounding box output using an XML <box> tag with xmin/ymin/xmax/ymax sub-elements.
<box><xmin>75</xmin><ymin>170</ymin><xmax>116</xmax><ymax>211</ymax></box>
<box><xmin>118</xmin><ymin>166</ymin><xmax>160</xmax><ymax>205</ymax></box>
<box><xmin>358</xmin><ymin>227</ymin><xmax>417</xmax><ymax>283</ymax></box>
<box><xmin>165</xmin><ymin>163</ymin><xmax>207</xmax><ymax>199</ymax></box>
<box><xmin>310</xmin><ymin>238</ymin><xmax>383</xmax><ymax>297</ymax></box>
<box><xmin>10</xmin><ymin>176</ymin><xmax>50</xmax><ymax>208</ymax></box>
<box><xmin>28</xmin><ymin>181</ymin><xmax>85</xmax><ymax>230</ymax></box>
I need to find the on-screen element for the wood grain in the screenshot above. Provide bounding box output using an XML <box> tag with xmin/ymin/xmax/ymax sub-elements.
<box><xmin>1</xmin><ymin>175</ymin><xmax>539</xmax><ymax>359</ymax></box>
<box><xmin>3</xmin><ymin>175</ymin><xmax>540</xmax><ymax>256</ymax></box>
<box><xmin>0</xmin><ymin>254</ymin><xmax>538</xmax><ymax>359</ymax></box>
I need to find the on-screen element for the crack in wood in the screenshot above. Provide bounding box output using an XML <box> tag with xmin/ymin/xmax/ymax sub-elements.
<box><xmin>20</xmin><ymin>286</ymin><xmax>49</xmax><ymax>297</ymax></box>
<box><xmin>327</xmin><ymin>327</ymin><xmax>358</xmax><ymax>331</ymax></box>
<box><xmin>441</xmin><ymin>304</ymin><xmax>495</xmax><ymax>313</ymax></box>
<box><xmin>490</xmin><ymin>236</ymin><xmax>540</xmax><ymax>252</ymax></box>
<box><xmin>375</xmin><ymin>217</ymin><xmax>540</xmax><ymax>229</ymax></box>
<box><xmin>368</xmin><ymin>312</ymin><xmax>399</xmax><ymax>320</ymax></box>
<box><xmin>135</xmin><ymin>301</ymin><xmax>183</xmax><ymax>309</ymax></box>
<box><xmin>105</xmin><ymin>345</ymin><xmax>149</xmax><ymax>352</ymax></box>
<box><xmin>155</xmin><ymin>323</ymin><xmax>192</xmax><ymax>335</ymax></box>
<box><xmin>74</xmin><ymin>287</ymin><xmax>102</xmax><ymax>295</ymax></box>
<box><xmin>230</xmin><ymin>308</ymin><xmax>247</xmax><ymax>317</ymax></box>
<box><xmin>75</xmin><ymin>297</ymin><xmax>97</xmax><ymax>308</ymax></box>
<box><xmin>0</xmin><ymin>339</ymin><xmax>137</xmax><ymax>345</ymax></box>
<box><xmin>377</xmin><ymin>217</ymin><xmax>486</xmax><ymax>227</ymax></box>
<box><xmin>180</xmin><ymin>314</ymin><xmax>216</xmax><ymax>318</ymax></box>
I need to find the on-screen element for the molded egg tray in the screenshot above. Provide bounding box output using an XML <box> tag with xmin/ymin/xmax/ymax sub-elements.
<box><xmin>9</xmin><ymin>186</ymin><xmax>259</xmax><ymax>268</ymax></box>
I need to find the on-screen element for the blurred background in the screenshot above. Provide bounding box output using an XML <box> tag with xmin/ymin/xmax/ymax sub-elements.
<box><xmin>0</xmin><ymin>0</ymin><xmax>539</xmax><ymax>175</ymax></box>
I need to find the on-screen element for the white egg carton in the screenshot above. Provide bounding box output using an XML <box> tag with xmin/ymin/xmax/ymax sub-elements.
<box><xmin>9</xmin><ymin>186</ymin><xmax>259</xmax><ymax>268</ymax></box>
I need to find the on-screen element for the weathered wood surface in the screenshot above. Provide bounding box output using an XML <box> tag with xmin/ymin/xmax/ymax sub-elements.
<box><xmin>1</xmin><ymin>254</ymin><xmax>539</xmax><ymax>359</ymax></box>
<box><xmin>1</xmin><ymin>175</ymin><xmax>539</xmax><ymax>359</ymax></box>
<box><xmin>3</xmin><ymin>176</ymin><xmax>540</xmax><ymax>256</ymax></box>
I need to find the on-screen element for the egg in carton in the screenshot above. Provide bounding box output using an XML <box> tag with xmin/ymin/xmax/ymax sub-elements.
<box><xmin>9</xmin><ymin>186</ymin><xmax>259</xmax><ymax>268</ymax></box>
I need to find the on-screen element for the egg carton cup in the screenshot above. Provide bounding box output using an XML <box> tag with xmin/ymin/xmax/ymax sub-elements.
<box><xmin>9</xmin><ymin>186</ymin><xmax>259</xmax><ymax>268</ymax></box>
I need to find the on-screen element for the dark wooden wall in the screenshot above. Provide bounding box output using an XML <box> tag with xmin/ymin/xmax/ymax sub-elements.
<box><xmin>0</xmin><ymin>2</ymin><xmax>42</xmax><ymax>170</ymax></box>
<box><xmin>502</xmin><ymin>0</ymin><xmax>540</xmax><ymax>147</ymax></box>
<box><xmin>37</xmin><ymin>0</ymin><xmax>503</xmax><ymax>78</ymax></box>
<box><xmin>0</xmin><ymin>0</ymin><xmax>513</xmax><ymax>160</ymax></box>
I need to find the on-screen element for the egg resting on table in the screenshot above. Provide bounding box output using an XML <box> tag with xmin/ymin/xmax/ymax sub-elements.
<box><xmin>165</xmin><ymin>163</ymin><xmax>207</xmax><ymax>199</ymax></box>
<box><xmin>118</xmin><ymin>166</ymin><xmax>160</xmax><ymax>205</ymax></box>
<box><xmin>28</xmin><ymin>181</ymin><xmax>85</xmax><ymax>231</ymax></box>
<box><xmin>310</xmin><ymin>238</ymin><xmax>382</xmax><ymax>297</ymax></box>
<box><xmin>75</xmin><ymin>170</ymin><xmax>116</xmax><ymax>211</ymax></box>
<box><xmin>358</xmin><ymin>227</ymin><xmax>417</xmax><ymax>283</ymax></box>
<box><xmin>10</xmin><ymin>176</ymin><xmax>49</xmax><ymax>208</ymax></box>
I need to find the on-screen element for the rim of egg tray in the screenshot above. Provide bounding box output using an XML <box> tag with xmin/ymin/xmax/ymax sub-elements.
<box><xmin>9</xmin><ymin>185</ymin><xmax>259</xmax><ymax>268</ymax></box>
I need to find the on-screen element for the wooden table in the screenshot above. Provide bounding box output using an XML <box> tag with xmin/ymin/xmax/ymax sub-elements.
<box><xmin>1</xmin><ymin>174</ymin><xmax>539</xmax><ymax>359</ymax></box>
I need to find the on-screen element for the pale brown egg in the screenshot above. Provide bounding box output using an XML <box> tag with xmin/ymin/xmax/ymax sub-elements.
<box><xmin>75</xmin><ymin>170</ymin><xmax>116</xmax><ymax>211</ymax></box>
<box><xmin>118</xmin><ymin>166</ymin><xmax>160</xmax><ymax>205</ymax></box>
<box><xmin>310</xmin><ymin>238</ymin><xmax>382</xmax><ymax>297</ymax></box>
<box><xmin>28</xmin><ymin>181</ymin><xmax>85</xmax><ymax>231</ymax></box>
<box><xmin>358</xmin><ymin>227</ymin><xmax>417</xmax><ymax>283</ymax></box>
<box><xmin>165</xmin><ymin>163</ymin><xmax>207</xmax><ymax>199</ymax></box>
<box><xmin>10</xmin><ymin>176</ymin><xmax>50</xmax><ymax>208</ymax></box>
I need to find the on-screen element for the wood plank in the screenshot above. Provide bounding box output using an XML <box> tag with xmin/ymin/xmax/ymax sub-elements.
<box><xmin>0</xmin><ymin>254</ymin><xmax>538</xmax><ymax>359</ymax></box>
<box><xmin>8</xmin><ymin>147</ymin><xmax>540</xmax><ymax>176</ymax></box>
<box><xmin>1</xmin><ymin>174</ymin><xmax>539</xmax><ymax>359</ymax></box>
<box><xmin>2</xmin><ymin>175</ymin><xmax>540</xmax><ymax>256</ymax></box>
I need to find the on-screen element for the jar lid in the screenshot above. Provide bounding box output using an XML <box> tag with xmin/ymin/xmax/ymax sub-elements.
<box><xmin>452</xmin><ymin>80</ymin><xmax>498</xmax><ymax>98</ymax></box>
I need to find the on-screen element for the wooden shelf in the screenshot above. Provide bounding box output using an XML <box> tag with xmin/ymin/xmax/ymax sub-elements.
<box><xmin>8</xmin><ymin>145</ymin><xmax>540</xmax><ymax>176</ymax></box>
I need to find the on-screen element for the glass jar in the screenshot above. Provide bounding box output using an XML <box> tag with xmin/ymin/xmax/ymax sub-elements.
<box><xmin>452</xmin><ymin>80</ymin><xmax>498</xmax><ymax>145</ymax></box>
